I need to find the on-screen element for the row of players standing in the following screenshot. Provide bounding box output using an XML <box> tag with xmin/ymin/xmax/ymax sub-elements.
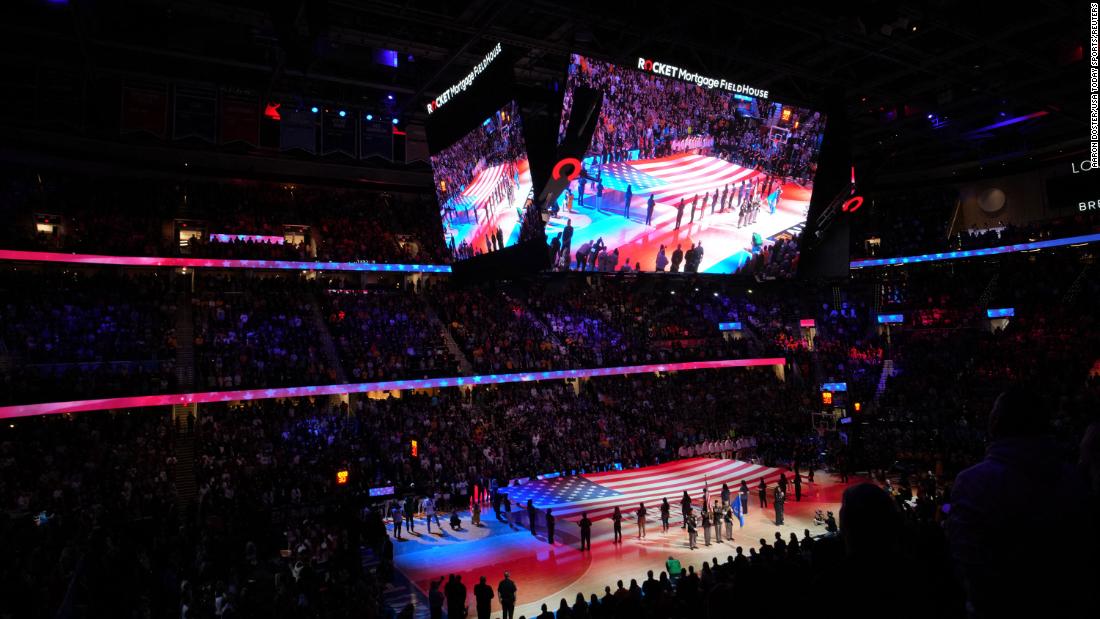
<box><xmin>547</xmin><ymin>167</ymin><xmax>785</xmax><ymax>272</ymax></box>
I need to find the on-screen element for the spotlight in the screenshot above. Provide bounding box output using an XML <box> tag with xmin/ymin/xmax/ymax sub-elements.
<box><xmin>338</xmin><ymin>110</ymin><xmax>346</xmax><ymax>117</ymax></box>
<box><xmin>311</xmin><ymin>106</ymin><xmax>319</xmax><ymax>113</ymax></box>
<box><xmin>366</xmin><ymin>114</ymin><xmax>374</xmax><ymax>121</ymax></box>
<box><xmin>387</xmin><ymin>94</ymin><xmax>395</xmax><ymax>101</ymax></box>
<box><xmin>927</xmin><ymin>114</ymin><xmax>933</xmax><ymax>119</ymax></box>
<box><xmin>392</xmin><ymin>118</ymin><xmax>399</xmax><ymax>125</ymax></box>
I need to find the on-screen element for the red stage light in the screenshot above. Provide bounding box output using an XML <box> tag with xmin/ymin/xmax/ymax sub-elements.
<box><xmin>264</xmin><ymin>103</ymin><xmax>281</xmax><ymax>121</ymax></box>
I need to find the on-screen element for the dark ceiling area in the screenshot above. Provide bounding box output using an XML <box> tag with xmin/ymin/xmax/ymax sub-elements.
<box><xmin>3</xmin><ymin>0</ymin><xmax>1089</xmax><ymax>186</ymax></box>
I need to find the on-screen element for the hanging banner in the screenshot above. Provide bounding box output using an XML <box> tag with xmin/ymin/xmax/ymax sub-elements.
<box><xmin>360</xmin><ymin>118</ymin><xmax>392</xmax><ymax>160</ymax></box>
<box><xmin>219</xmin><ymin>88</ymin><xmax>259</xmax><ymax>145</ymax></box>
<box><xmin>405</xmin><ymin>123</ymin><xmax>430</xmax><ymax>163</ymax></box>
<box><xmin>280</xmin><ymin>108</ymin><xmax>317</xmax><ymax>153</ymax></box>
<box><xmin>173</xmin><ymin>85</ymin><xmax>217</xmax><ymax>142</ymax></box>
<box><xmin>322</xmin><ymin>110</ymin><xmax>357</xmax><ymax>156</ymax></box>
<box><xmin>121</xmin><ymin>84</ymin><xmax>168</xmax><ymax>138</ymax></box>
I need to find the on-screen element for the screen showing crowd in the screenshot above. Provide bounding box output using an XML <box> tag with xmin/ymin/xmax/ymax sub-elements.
<box><xmin>431</xmin><ymin>101</ymin><xmax>533</xmax><ymax>260</ymax></box>
<box><xmin>549</xmin><ymin>54</ymin><xmax>826</xmax><ymax>277</ymax></box>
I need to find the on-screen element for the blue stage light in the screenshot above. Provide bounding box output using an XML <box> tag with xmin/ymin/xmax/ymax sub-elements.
<box><xmin>310</xmin><ymin>106</ymin><xmax>319</xmax><ymax>113</ymax></box>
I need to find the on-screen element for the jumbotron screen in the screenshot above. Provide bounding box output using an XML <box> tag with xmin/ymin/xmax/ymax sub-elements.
<box><xmin>431</xmin><ymin>100</ymin><xmax>532</xmax><ymax>260</ymax></box>
<box><xmin>552</xmin><ymin>54</ymin><xmax>826</xmax><ymax>275</ymax></box>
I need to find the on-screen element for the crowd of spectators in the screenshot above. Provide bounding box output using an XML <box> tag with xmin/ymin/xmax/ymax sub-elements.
<box><xmin>0</xmin><ymin>411</ymin><xmax>178</xmax><ymax>617</ymax></box>
<box><xmin>431</xmin><ymin>286</ymin><xmax>573</xmax><ymax>373</ymax></box>
<box><xmin>0</xmin><ymin>170</ymin><xmax>447</xmax><ymax>264</ymax></box>
<box><xmin>525</xmin><ymin>278</ymin><xmax>779</xmax><ymax>368</ymax></box>
<box><xmin>193</xmin><ymin>274</ymin><xmax>337</xmax><ymax>390</ymax></box>
<box><xmin>324</xmin><ymin>288</ymin><xmax>459</xmax><ymax>381</ymax></box>
<box><xmin>0</xmin><ymin>269</ymin><xmax>178</xmax><ymax>405</ymax></box>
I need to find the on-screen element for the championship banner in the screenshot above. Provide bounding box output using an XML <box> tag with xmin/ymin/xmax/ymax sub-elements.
<box><xmin>37</xmin><ymin>67</ymin><xmax>82</xmax><ymax>130</ymax></box>
<box><xmin>219</xmin><ymin>88</ymin><xmax>259</xmax><ymax>145</ymax></box>
<box><xmin>279</xmin><ymin>108</ymin><xmax>317</xmax><ymax>153</ymax></box>
<box><xmin>121</xmin><ymin>83</ymin><xmax>168</xmax><ymax>138</ymax></box>
<box><xmin>173</xmin><ymin>85</ymin><xmax>217</xmax><ymax>142</ymax></box>
<box><xmin>404</xmin><ymin>123</ymin><xmax>430</xmax><ymax>163</ymax></box>
<box><xmin>322</xmin><ymin>110</ymin><xmax>357</xmax><ymax>156</ymax></box>
<box><xmin>360</xmin><ymin>118</ymin><xmax>392</xmax><ymax>160</ymax></box>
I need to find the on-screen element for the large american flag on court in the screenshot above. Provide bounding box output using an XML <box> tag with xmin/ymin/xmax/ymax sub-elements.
<box><xmin>599</xmin><ymin>154</ymin><xmax>767</xmax><ymax>206</ymax></box>
<box><xmin>502</xmin><ymin>458</ymin><xmax>788</xmax><ymax>522</ymax></box>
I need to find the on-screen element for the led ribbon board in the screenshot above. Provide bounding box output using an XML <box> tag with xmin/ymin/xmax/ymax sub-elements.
<box><xmin>718</xmin><ymin>322</ymin><xmax>742</xmax><ymax>331</ymax></box>
<box><xmin>0</xmin><ymin>249</ymin><xmax>452</xmax><ymax>273</ymax></box>
<box><xmin>877</xmin><ymin>314</ymin><xmax>904</xmax><ymax>324</ymax></box>
<box><xmin>0</xmin><ymin>357</ymin><xmax>786</xmax><ymax>418</ymax></box>
<box><xmin>850</xmin><ymin>232</ymin><xmax>1100</xmax><ymax>268</ymax></box>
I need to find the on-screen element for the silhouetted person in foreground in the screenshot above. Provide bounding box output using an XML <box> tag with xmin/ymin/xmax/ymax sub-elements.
<box><xmin>949</xmin><ymin>388</ymin><xmax>1091</xmax><ymax>618</ymax></box>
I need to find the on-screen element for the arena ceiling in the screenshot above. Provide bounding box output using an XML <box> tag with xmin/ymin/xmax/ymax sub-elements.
<box><xmin>6</xmin><ymin>0</ymin><xmax>1089</xmax><ymax>184</ymax></box>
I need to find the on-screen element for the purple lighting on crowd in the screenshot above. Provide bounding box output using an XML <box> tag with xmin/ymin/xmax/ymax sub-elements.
<box><xmin>0</xmin><ymin>358</ymin><xmax>787</xmax><ymax>418</ymax></box>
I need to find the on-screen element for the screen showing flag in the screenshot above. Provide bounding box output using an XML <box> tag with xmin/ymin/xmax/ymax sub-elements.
<box><xmin>431</xmin><ymin>100</ymin><xmax>533</xmax><ymax>260</ymax></box>
<box><xmin>551</xmin><ymin>54</ymin><xmax>826</xmax><ymax>275</ymax></box>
